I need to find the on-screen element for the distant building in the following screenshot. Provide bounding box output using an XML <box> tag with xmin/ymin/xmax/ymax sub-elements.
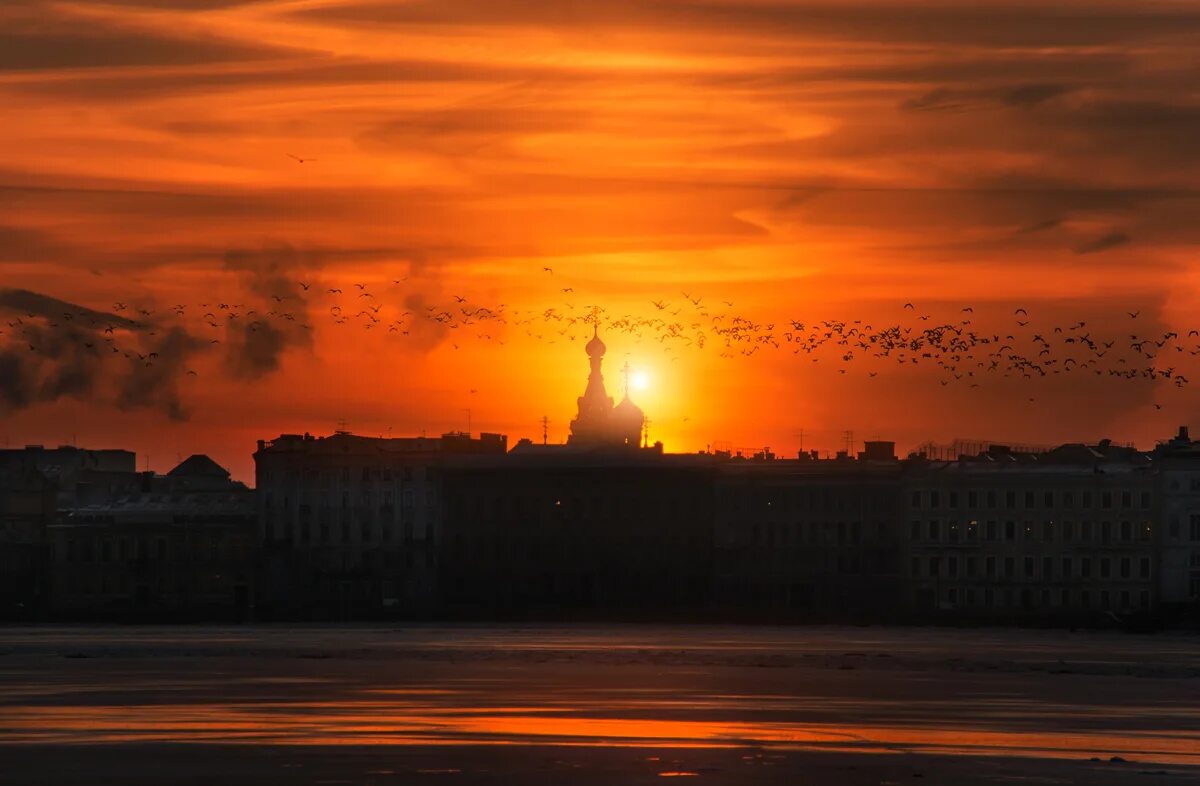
<box><xmin>48</xmin><ymin>455</ymin><xmax>254</xmax><ymax>621</ymax></box>
<box><xmin>901</xmin><ymin>441</ymin><xmax>1157</xmax><ymax>621</ymax></box>
<box><xmin>0</xmin><ymin>455</ymin><xmax>56</xmax><ymax>619</ymax></box>
<box><xmin>713</xmin><ymin>446</ymin><xmax>904</xmax><ymax>619</ymax></box>
<box><xmin>253</xmin><ymin>430</ymin><xmax>507</xmax><ymax>619</ymax></box>
<box><xmin>439</xmin><ymin>448</ymin><xmax>715</xmax><ymax>615</ymax></box>
<box><xmin>1153</xmin><ymin>426</ymin><xmax>1200</xmax><ymax>607</ymax></box>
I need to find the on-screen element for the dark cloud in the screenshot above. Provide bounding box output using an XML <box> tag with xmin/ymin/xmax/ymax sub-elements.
<box><xmin>0</xmin><ymin>289</ymin><xmax>206</xmax><ymax>419</ymax></box>
<box><xmin>901</xmin><ymin>84</ymin><xmax>1073</xmax><ymax>112</ymax></box>
<box><xmin>221</xmin><ymin>243</ymin><xmax>316</xmax><ymax>377</ymax></box>
<box><xmin>116</xmin><ymin>327</ymin><xmax>204</xmax><ymax>422</ymax></box>
<box><xmin>0</xmin><ymin>1</ymin><xmax>300</xmax><ymax>72</ymax></box>
<box><xmin>296</xmin><ymin>1</ymin><xmax>1200</xmax><ymax>48</ymax></box>
<box><xmin>1075</xmin><ymin>231</ymin><xmax>1131</xmax><ymax>255</ymax></box>
<box><xmin>0</xmin><ymin>288</ymin><xmax>142</xmax><ymax>329</ymax></box>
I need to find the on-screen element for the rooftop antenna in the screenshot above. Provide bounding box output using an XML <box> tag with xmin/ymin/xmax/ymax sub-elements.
<box><xmin>643</xmin><ymin>417</ymin><xmax>651</xmax><ymax>448</ymax></box>
<box><xmin>462</xmin><ymin>408</ymin><xmax>472</xmax><ymax>436</ymax></box>
<box><xmin>335</xmin><ymin>417</ymin><xmax>349</xmax><ymax>434</ymax></box>
<box><xmin>541</xmin><ymin>415</ymin><xmax>549</xmax><ymax>446</ymax></box>
<box><xmin>794</xmin><ymin>427</ymin><xmax>805</xmax><ymax>453</ymax></box>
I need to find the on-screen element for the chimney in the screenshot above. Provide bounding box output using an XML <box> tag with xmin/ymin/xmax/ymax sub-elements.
<box><xmin>1178</xmin><ymin>425</ymin><xmax>1190</xmax><ymax>442</ymax></box>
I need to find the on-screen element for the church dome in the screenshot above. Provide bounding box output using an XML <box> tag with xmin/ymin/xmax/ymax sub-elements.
<box><xmin>585</xmin><ymin>327</ymin><xmax>606</xmax><ymax>358</ymax></box>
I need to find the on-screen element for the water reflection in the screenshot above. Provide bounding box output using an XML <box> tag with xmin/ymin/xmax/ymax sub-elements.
<box><xmin>0</xmin><ymin>625</ymin><xmax>1196</xmax><ymax>767</ymax></box>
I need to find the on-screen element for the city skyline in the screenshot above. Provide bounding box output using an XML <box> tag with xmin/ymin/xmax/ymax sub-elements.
<box><xmin>5</xmin><ymin>0</ymin><xmax>1200</xmax><ymax>483</ymax></box>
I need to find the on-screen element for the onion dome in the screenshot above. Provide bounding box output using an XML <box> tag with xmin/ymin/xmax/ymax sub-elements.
<box><xmin>585</xmin><ymin>326</ymin><xmax>606</xmax><ymax>358</ymax></box>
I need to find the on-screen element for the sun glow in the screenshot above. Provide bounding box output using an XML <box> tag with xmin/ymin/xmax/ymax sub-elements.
<box><xmin>631</xmin><ymin>370</ymin><xmax>651</xmax><ymax>392</ymax></box>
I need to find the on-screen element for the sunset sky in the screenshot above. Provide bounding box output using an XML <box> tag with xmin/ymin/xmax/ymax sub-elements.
<box><xmin>2</xmin><ymin>0</ymin><xmax>1200</xmax><ymax>481</ymax></box>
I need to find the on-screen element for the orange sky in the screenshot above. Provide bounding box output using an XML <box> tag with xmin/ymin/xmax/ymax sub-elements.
<box><xmin>2</xmin><ymin>0</ymin><xmax>1200</xmax><ymax>481</ymax></box>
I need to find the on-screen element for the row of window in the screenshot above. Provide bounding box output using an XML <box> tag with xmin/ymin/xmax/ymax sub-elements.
<box><xmin>261</xmin><ymin>466</ymin><xmax>426</xmax><ymax>485</ymax></box>
<box><xmin>930</xmin><ymin>586</ymin><xmax>1151</xmax><ymax>611</ymax></box>
<box><xmin>265</xmin><ymin>489</ymin><xmax>419</xmax><ymax>509</ymax></box>
<box><xmin>744</xmin><ymin>520</ymin><xmax>888</xmax><ymax>547</ymax></box>
<box><xmin>263</xmin><ymin>517</ymin><xmax>432</xmax><ymax>545</ymax></box>
<box><xmin>911</xmin><ymin>554</ymin><xmax>1152</xmax><ymax>581</ymax></box>
<box><xmin>719</xmin><ymin>491</ymin><xmax>894</xmax><ymax>514</ymax></box>
<box><xmin>58</xmin><ymin>535</ymin><xmax>242</xmax><ymax>563</ymax></box>
<box><xmin>910</xmin><ymin>488</ymin><xmax>1151</xmax><ymax>511</ymax></box>
<box><xmin>910</xmin><ymin>519</ymin><xmax>1152</xmax><ymax>543</ymax></box>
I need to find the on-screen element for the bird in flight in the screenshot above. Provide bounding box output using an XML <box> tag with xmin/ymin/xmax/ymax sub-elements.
<box><xmin>543</xmin><ymin>267</ymin><xmax>553</xmax><ymax>274</ymax></box>
<box><xmin>287</xmin><ymin>154</ymin><xmax>316</xmax><ymax>163</ymax></box>
<box><xmin>1128</xmin><ymin>311</ymin><xmax>1140</xmax><ymax>319</ymax></box>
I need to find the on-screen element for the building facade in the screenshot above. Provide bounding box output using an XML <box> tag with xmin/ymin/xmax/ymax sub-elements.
<box><xmin>253</xmin><ymin>430</ymin><xmax>507</xmax><ymax>619</ymax></box>
<box><xmin>902</xmin><ymin>442</ymin><xmax>1157</xmax><ymax>622</ymax></box>
<box><xmin>713</xmin><ymin>444</ymin><xmax>904</xmax><ymax>619</ymax></box>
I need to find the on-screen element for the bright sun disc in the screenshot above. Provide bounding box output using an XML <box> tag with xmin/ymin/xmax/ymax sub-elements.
<box><xmin>631</xmin><ymin>370</ymin><xmax>651</xmax><ymax>391</ymax></box>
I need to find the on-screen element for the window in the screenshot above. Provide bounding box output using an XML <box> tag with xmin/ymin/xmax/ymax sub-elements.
<box><xmin>986</xmin><ymin>556</ymin><xmax>996</xmax><ymax>577</ymax></box>
<box><xmin>1005</xmin><ymin>521</ymin><xmax>1016</xmax><ymax>541</ymax></box>
<box><xmin>1024</xmin><ymin>556</ymin><xmax>1035</xmax><ymax>577</ymax></box>
<box><xmin>986</xmin><ymin>520</ymin><xmax>997</xmax><ymax>541</ymax></box>
<box><xmin>1081</xmin><ymin>557</ymin><xmax>1092</xmax><ymax>578</ymax></box>
<box><xmin>1102</xmin><ymin>491</ymin><xmax>1113</xmax><ymax>509</ymax></box>
<box><xmin>1005</xmin><ymin>490</ymin><xmax>1016</xmax><ymax>509</ymax></box>
<box><xmin>1120</xmin><ymin>557</ymin><xmax>1131</xmax><ymax>579</ymax></box>
<box><xmin>968</xmin><ymin>491</ymin><xmax>978</xmax><ymax>508</ymax></box>
<box><xmin>1062</xmin><ymin>557</ymin><xmax>1072</xmax><ymax>579</ymax></box>
<box><xmin>930</xmin><ymin>491</ymin><xmax>940</xmax><ymax>508</ymax></box>
<box><xmin>1120</xmin><ymin>521</ymin><xmax>1132</xmax><ymax>541</ymax></box>
<box><xmin>910</xmin><ymin>556</ymin><xmax>920</xmax><ymax>576</ymax></box>
<box><xmin>910</xmin><ymin>521</ymin><xmax>921</xmax><ymax>540</ymax></box>
<box><xmin>1025</xmin><ymin>491</ymin><xmax>1035</xmax><ymax>509</ymax></box>
<box><xmin>1043</xmin><ymin>556</ymin><xmax>1053</xmax><ymax>580</ymax></box>
<box><xmin>949</xmin><ymin>491</ymin><xmax>959</xmax><ymax>509</ymax></box>
<box><xmin>1044</xmin><ymin>491</ymin><xmax>1054</xmax><ymax>508</ymax></box>
<box><xmin>1100</xmin><ymin>558</ymin><xmax>1111</xmax><ymax>579</ymax></box>
<box><xmin>911</xmin><ymin>490</ymin><xmax>922</xmax><ymax>508</ymax></box>
<box><xmin>986</xmin><ymin>490</ymin><xmax>997</xmax><ymax>508</ymax></box>
<box><xmin>1139</xmin><ymin>557</ymin><xmax>1151</xmax><ymax>579</ymax></box>
<box><xmin>1140</xmin><ymin>491</ymin><xmax>1151</xmax><ymax>509</ymax></box>
<box><xmin>929</xmin><ymin>556</ymin><xmax>941</xmax><ymax>577</ymax></box>
<box><xmin>929</xmin><ymin>520</ymin><xmax>940</xmax><ymax>540</ymax></box>
<box><xmin>1121</xmin><ymin>490</ymin><xmax>1132</xmax><ymax>509</ymax></box>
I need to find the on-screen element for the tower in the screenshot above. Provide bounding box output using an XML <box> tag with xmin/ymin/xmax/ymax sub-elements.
<box><xmin>567</xmin><ymin>327</ymin><xmax>644</xmax><ymax>447</ymax></box>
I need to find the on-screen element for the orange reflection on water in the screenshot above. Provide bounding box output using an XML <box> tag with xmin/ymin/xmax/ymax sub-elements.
<box><xmin>3</xmin><ymin>703</ymin><xmax>1198</xmax><ymax>766</ymax></box>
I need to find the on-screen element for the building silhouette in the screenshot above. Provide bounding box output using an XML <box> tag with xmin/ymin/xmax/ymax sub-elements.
<box><xmin>568</xmin><ymin>327</ymin><xmax>644</xmax><ymax>447</ymax></box>
<box><xmin>1</xmin><ymin>334</ymin><xmax>1199</xmax><ymax>624</ymax></box>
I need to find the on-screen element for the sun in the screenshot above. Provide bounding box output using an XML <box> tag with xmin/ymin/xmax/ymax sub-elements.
<box><xmin>630</xmin><ymin>370</ymin><xmax>651</xmax><ymax>391</ymax></box>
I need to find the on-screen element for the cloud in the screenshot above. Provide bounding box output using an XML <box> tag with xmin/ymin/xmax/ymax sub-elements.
<box><xmin>0</xmin><ymin>288</ymin><xmax>206</xmax><ymax>419</ymax></box>
<box><xmin>116</xmin><ymin>326</ymin><xmax>205</xmax><ymax>421</ymax></box>
<box><xmin>1075</xmin><ymin>231</ymin><xmax>1131</xmax><ymax>255</ymax></box>
<box><xmin>221</xmin><ymin>243</ymin><xmax>317</xmax><ymax>378</ymax></box>
<box><xmin>901</xmin><ymin>84</ymin><xmax>1073</xmax><ymax>112</ymax></box>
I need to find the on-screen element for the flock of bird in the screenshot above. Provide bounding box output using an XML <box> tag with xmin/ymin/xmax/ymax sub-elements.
<box><xmin>1</xmin><ymin>268</ymin><xmax>1197</xmax><ymax>410</ymax></box>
